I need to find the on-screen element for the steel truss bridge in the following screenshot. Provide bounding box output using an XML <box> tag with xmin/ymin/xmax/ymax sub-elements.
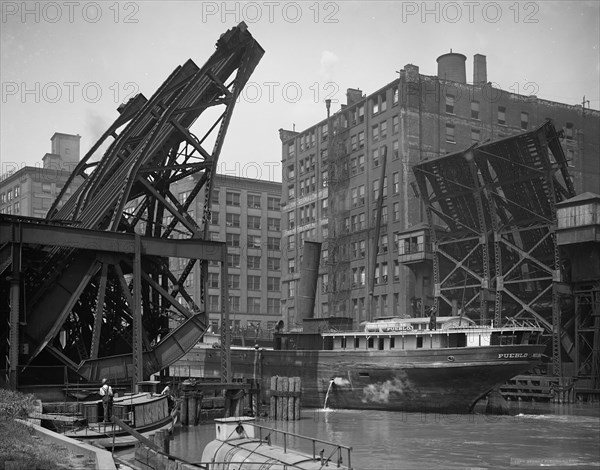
<box><xmin>414</xmin><ymin>121</ymin><xmax>576</xmax><ymax>374</ymax></box>
<box><xmin>1</xmin><ymin>22</ymin><xmax>264</xmax><ymax>389</ymax></box>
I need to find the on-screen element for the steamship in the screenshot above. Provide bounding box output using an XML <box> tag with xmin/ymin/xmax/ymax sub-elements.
<box><xmin>179</xmin><ymin>314</ymin><xmax>545</xmax><ymax>413</ymax></box>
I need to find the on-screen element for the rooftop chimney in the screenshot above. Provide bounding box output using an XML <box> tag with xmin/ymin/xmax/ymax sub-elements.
<box><xmin>473</xmin><ymin>54</ymin><xmax>487</xmax><ymax>85</ymax></box>
<box><xmin>346</xmin><ymin>88</ymin><xmax>363</xmax><ymax>106</ymax></box>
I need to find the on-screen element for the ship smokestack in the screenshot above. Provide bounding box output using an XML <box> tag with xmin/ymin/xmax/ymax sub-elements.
<box><xmin>297</xmin><ymin>241</ymin><xmax>322</xmax><ymax>321</ymax></box>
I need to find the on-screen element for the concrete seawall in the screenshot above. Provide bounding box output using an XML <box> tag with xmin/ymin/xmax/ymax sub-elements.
<box><xmin>16</xmin><ymin>419</ymin><xmax>117</xmax><ymax>470</ymax></box>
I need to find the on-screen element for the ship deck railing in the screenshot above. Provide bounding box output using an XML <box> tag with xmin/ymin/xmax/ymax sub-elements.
<box><xmin>254</xmin><ymin>423</ymin><xmax>352</xmax><ymax>469</ymax></box>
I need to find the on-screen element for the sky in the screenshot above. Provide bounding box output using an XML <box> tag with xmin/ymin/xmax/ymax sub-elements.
<box><xmin>1</xmin><ymin>1</ymin><xmax>599</xmax><ymax>183</ymax></box>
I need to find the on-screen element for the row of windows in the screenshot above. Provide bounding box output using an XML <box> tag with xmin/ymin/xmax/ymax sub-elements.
<box><xmin>210</xmin><ymin>212</ymin><xmax>280</xmax><ymax>231</ymax></box>
<box><xmin>207</xmin><ymin>272</ymin><xmax>280</xmax><ymax>290</ymax></box>
<box><xmin>445</xmin><ymin>97</ymin><xmax>575</xmax><ymax>136</ymax></box>
<box><xmin>221</xmin><ymin>233</ymin><xmax>280</xmax><ymax>250</ymax></box>
<box><xmin>224</xmin><ymin>254</ymin><xmax>281</xmax><ymax>270</ymax></box>
<box><xmin>0</xmin><ymin>185</ymin><xmax>21</xmax><ymax>203</ymax></box>
<box><xmin>206</xmin><ymin>296</ymin><xmax>280</xmax><ymax>314</ymax></box>
<box><xmin>0</xmin><ymin>202</ymin><xmax>20</xmax><ymax>214</ymax></box>
<box><xmin>212</xmin><ymin>189</ymin><xmax>280</xmax><ymax>210</ymax></box>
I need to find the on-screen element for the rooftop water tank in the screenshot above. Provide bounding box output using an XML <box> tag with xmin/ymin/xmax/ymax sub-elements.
<box><xmin>437</xmin><ymin>52</ymin><xmax>467</xmax><ymax>83</ymax></box>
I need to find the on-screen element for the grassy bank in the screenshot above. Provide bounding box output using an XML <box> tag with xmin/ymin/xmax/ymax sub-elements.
<box><xmin>0</xmin><ymin>388</ymin><xmax>71</xmax><ymax>469</ymax></box>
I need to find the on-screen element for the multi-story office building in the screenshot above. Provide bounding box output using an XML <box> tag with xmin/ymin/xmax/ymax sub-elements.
<box><xmin>168</xmin><ymin>174</ymin><xmax>283</xmax><ymax>333</ymax></box>
<box><xmin>0</xmin><ymin>133</ymin><xmax>82</xmax><ymax>217</ymax></box>
<box><xmin>279</xmin><ymin>52</ymin><xmax>600</xmax><ymax>329</ymax></box>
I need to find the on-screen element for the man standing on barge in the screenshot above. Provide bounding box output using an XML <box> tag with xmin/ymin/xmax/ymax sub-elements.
<box><xmin>99</xmin><ymin>378</ymin><xmax>114</xmax><ymax>422</ymax></box>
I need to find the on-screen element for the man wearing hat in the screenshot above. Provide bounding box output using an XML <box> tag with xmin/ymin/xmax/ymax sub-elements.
<box><xmin>99</xmin><ymin>378</ymin><xmax>114</xmax><ymax>422</ymax></box>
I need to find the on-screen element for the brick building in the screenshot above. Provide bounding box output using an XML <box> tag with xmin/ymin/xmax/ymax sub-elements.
<box><xmin>279</xmin><ymin>52</ymin><xmax>600</xmax><ymax>329</ymax></box>
<box><xmin>168</xmin><ymin>173</ymin><xmax>283</xmax><ymax>333</ymax></box>
<box><xmin>0</xmin><ymin>133</ymin><xmax>82</xmax><ymax>217</ymax></box>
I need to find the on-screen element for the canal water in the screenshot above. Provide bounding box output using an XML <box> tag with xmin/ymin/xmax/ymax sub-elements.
<box><xmin>121</xmin><ymin>402</ymin><xmax>600</xmax><ymax>469</ymax></box>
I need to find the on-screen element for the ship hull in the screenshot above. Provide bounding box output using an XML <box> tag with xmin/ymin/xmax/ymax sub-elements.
<box><xmin>176</xmin><ymin>344</ymin><xmax>545</xmax><ymax>413</ymax></box>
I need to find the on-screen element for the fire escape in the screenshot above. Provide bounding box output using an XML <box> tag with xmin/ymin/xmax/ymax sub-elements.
<box><xmin>326</xmin><ymin>105</ymin><xmax>351</xmax><ymax>316</ymax></box>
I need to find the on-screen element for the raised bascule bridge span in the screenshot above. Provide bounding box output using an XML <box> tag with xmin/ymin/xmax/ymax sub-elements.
<box><xmin>1</xmin><ymin>22</ymin><xmax>264</xmax><ymax>389</ymax></box>
<box><xmin>413</xmin><ymin>120</ymin><xmax>577</xmax><ymax>375</ymax></box>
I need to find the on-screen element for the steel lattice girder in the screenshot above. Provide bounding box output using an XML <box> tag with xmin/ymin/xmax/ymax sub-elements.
<box><xmin>414</xmin><ymin>121</ymin><xmax>576</xmax><ymax>331</ymax></box>
<box><xmin>9</xmin><ymin>22</ymin><xmax>263</xmax><ymax>382</ymax></box>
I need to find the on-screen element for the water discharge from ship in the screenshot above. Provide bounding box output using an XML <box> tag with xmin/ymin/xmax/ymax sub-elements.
<box><xmin>323</xmin><ymin>379</ymin><xmax>335</xmax><ymax>410</ymax></box>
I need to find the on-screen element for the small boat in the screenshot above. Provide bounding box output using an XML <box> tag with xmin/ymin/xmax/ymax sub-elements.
<box><xmin>49</xmin><ymin>392</ymin><xmax>177</xmax><ymax>448</ymax></box>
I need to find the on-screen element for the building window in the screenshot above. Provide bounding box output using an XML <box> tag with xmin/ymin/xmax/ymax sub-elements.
<box><xmin>267</xmin><ymin>237</ymin><xmax>280</xmax><ymax>251</ymax></box>
<box><xmin>392</xmin><ymin>115</ymin><xmax>399</xmax><ymax>134</ymax></box>
<box><xmin>248</xmin><ymin>235</ymin><xmax>261</xmax><ymax>249</ymax></box>
<box><xmin>351</xmin><ymin>135</ymin><xmax>358</xmax><ymax>152</ymax></box>
<box><xmin>208</xmin><ymin>272</ymin><xmax>219</xmax><ymax>288</ymax></box>
<box><xmin>288</xmin><ymin>234</ymin><xmax>295</xmax><ymax>250</ymax></box>
<box><xmin>372</xmin><ymin>98</ymin><xmax>379</xmax><ymax>115</ymax></box>
<box><xmin>248</xmin><ymin>275</ymin><xmax>261</xmax><ymax>290</ymax></box>
<box><xmin>358</xmin><ymin>155</ymin><xmax>365</xmax><ymax>172</ymax></box>
<box><xmin>248</xmin><ymin>297</ymin><xmax>261</xmax><ymax>313</ymax></box>
<box><xmin>288</xmin><ymin>142</ymin><xmax>295</xmax><ymax>157</ymax></box>
<box><xmin>393</xmin><ymin>140</ymin><xmax>399</xmax><ymax>160</ymax></box>
<box><xmin>288</xmin><ymin>185</ymin><xmax>295</xmax><ymax>200</ymax></box>
<box><xmin>471</xmin><ymin>129</ymin><xmax>480</xmax><ymax>143</ymax></box>
<box><xmin>445</xmin><ymin>94</ymin><xmax>455</xmax><ymax>114</ymax></box>
<box><xmin>381</xmin><ymin>94</ymin><xmax>387</xmax><ymax>112</ymax></box>
<box><xmin>288</xmin><ymin>280</ymin><xmax>296</xmax><ymax>298</ymax></box>
<box><xmin>445</xmin><ymin>124</ymin><xmax>455</xmax><ymax>143</ymax></box>
<box><xmin>230</xmin><ymin>296</ymin><xmax>240</xmax><ymax>312</ymax></box>
<box><xmin>322</xmin><ymin>199</ymin><xmax>328</xmax><ymax>217</ymax></box>
<box><xmin>372</xmin><ymin>148</ymin><xmax>380</xmax><ymax>167</ymax></box>
<box><xmin>228</xmin><ymin>274</ymin><xmax>240</xmax><ymax>290</ymax></box>
<box><xmin>380</xmin><ymin>120</ymin><xmax>387</xmax><ymax>138</ymax></box>
<box><xmin>287</xmin><ymin>164</ymin><xmax>295</xmax><ymax>179</ymax></box>
<box><xmin>226</xmin><ymin>233</ymin><xmax>240</xmax><ymax>247</ymax></box>
<box><xmin>394</xmin><ymin>260</ymin><xmax>400</xmax><ymax>281</ymax></box>
<box><xmin>248</xmin><ymin>194</ymin><xmax>261</xmax><ymax>208</ymax></box>
<box><xmin>267</xmin><ymin>257</ymin><xmax>280</xmax><ymax>271</ymax></box>
<box><xmin>358</xmin><ymin>131</ymin><xmax>365</xmax><ymax>148</ymax></box>
<box><xmin>248</xmin><ymin>215</ymin><xmax>261</xmax><ymax>230</ymax></box>
<box><xmin>247</xmin><ymin>255</ymin><xmax>261</xmax><ymax>269</ymax></box>
<box><xmin>13</xmin><ymin>202</ymin><xmax>20</xmax><ymax>214</ymax></box>
<box><xmin>268</xmin><ymin>217</ymin><xmax>280</xmax><ymax>231</ymax></box>
<box><xmin>226</xmin><ymin>213</ymin><xmax>240</xmax><ymax>228</ymax></box>
<box><xmin>210</xmin><ymin>211</ymin><xmax>219</xmax><ymax>225</ymax></box>
<box><xmin>393</xmin><ymin>202</ymin><xmax>400</xmax><ymax>222</ymax></box>
<box><xmin>393</xmin><ymin>86</ymin><xmax>399</xmax><ymax>104</ymax></box>
<box><xmin>14</xmin><ymin>186</ymin><xmax>20</xmax><ymax>197</ymax></box>
<box><xmin>288</xmin><ymin>211</ymin><xmax>295</xmax><ymax>229</ymax></box>
<box><xmin>208</xmin><ymin>295</ymin><xmax>219</xmax><ymax>311</ymax></box>
<box><xmin>267</xmin><ymin>196</ymin><xmax>280</xmax><ymax>211</ymax></box>
<box><xmin>471</xmin><ymin>101</ymin><xmax>479</xmax><ymax>120</ymax></box>
<box><xmin>42</xmin><ymin>183</ymin><xmax>52</xmax><ymax>193</ymax></box>
<box><xmin>0</xmin><ymin>193</ymin><xmax>5</xmax><ymax>204</ymax></box>
<box><xmin>288</xmin><ymin>258</ymin><xmax>296</xmax><ymax>273</ymax></box>
<box><xmin>226</xmin><ymin>191</ymin><xmax>240</xmax><ymax>206</ymax></box>
<box><xmin>227</xmin><ymin>254</ymin><xmax>240</xmax><ymax>268</ymax></box>
<box><xmin>393</xmin><ymin>172</ymin><xmax>400</xmax><ymax>194</ymax></box>
<box><xmin>497</xmin><ymin>106</ymin><xmax>506</xmax><ymax>125</ymax></box>
<box><xmin>372</xmin><ymin>124</ymin><xmax>379</xmax><ymax>141</ymax></box>
<box><xmin>267</xmin><ymin>277</ymin><xmax>280</xmax><ymax>291</ymax></box>
<box><xmin>565</xmin><ymin>122</ymin><xmax>574</xmax><ymax>140</ymax></box>
<box><xmin>267</xmin><ymin>298</ymin><xmax>279</xmax><ymax>315</ymax></box>
<box><xmin>520</xmin><ymin>112</ymin><xmax>529</xmax><ymax>130</ymax></box>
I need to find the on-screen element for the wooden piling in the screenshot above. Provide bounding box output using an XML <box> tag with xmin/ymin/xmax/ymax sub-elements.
<box><xmin>180</xmin><ymin>393</ymin><xmax>188</xmax><ymax>426</ymax></box>
<box><xmin>269</xmin><ymin>376</ymin><xmax>302</xmax><ymax>420</ymax></box>
<box><xmin>189</xmin><ymin>393</ymin><xmax>197</xmax><ymax>425</ymax></box>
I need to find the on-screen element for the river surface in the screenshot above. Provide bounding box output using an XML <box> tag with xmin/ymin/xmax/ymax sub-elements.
<box><xmin>121</xmin><ymin>402</ymin><xmax>600</xmax><ymax>469</ymax></box>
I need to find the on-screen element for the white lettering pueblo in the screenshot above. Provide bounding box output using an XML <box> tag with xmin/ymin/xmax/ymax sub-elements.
<box><xmin>498</xmin><ymin>353</ymin><xmax>529</xmax><ymax>359</ymax></box>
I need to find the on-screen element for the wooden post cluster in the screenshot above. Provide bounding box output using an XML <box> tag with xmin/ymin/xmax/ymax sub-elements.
<box><xmin>269</xmin><ymin>376</ymin><xmax>301</xmax><ymax>420</ymax></box>
<box><xmin>180</xmin><ymin>392</ymin><xmax>203</xmax><ymax>425</ymax></box>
